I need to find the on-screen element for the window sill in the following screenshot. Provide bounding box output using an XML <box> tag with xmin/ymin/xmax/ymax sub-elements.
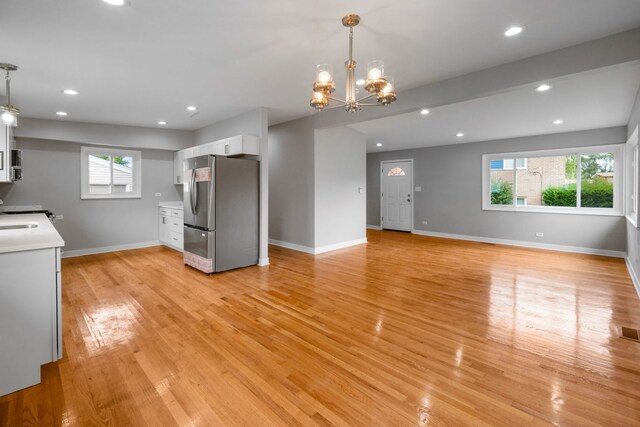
<box><xmin>81</xmin><ymin>195</ymin><xmax>142</xmax><ymax>200</ymax></box>
<box><xmin>626</xmin><ymin>214</ymin><xmax>638</xmax><ymax>228</ymax></box>
<box><xmin>483</xmin><ymin>206</ymin><xmax>623</xmax><ymax>217</ymax></box>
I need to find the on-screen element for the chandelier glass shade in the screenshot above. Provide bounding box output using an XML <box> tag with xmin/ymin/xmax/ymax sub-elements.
<box><xmin>310</xmin><ymin>14</ymin><xmax>397</xmax><ymax>113</ymax></box>
<box><xmin>0</xmin><ymin>63</ymin><xmax>19</xmax><ymax>127</ymax></box>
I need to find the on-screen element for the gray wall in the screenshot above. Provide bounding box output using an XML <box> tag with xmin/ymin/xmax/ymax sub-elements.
<box><xmin>367</xmin><ymin>127</ymin><xmax>627</xmax><ymax>252</ymax></box>
<box><xmin>194</xmin><ymin>108</ymin><xmax>269</xmax><ymax>263</ymax></box>
<box><xmin>314</xmin><ymin>128</ymin><xmax>366</xmax><ymax>248</ymax></box>
<box><xmin>268</xmin><ymin>119</ymin><xmax>315</xmax><ymax>247</ymax></box>
<box><xmin>626</xmin><ymin>86</ymin><xmax>640</xmax><ymax>276</ymax></box>
<box><xmin>0</xmin><ymin>138</ymin><xmax>181</xmax><ymax>253</ymax></box>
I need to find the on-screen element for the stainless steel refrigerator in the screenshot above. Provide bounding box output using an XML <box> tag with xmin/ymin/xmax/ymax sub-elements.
<box><xmin>183</xmin><ymin>155</ymin><xmax>259</xmax><ymax>273</ymax></box>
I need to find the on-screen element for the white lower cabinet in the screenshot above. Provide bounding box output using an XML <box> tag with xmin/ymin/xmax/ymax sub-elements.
<box><xmin>159</xmin><ymin>207</ymin><xmax>183</xmax><ymax>250</ymax></box>
<box><xmin>0</xmin><ymin>247</ymin><xmax>62</xmax><ymax>396</ymax></box>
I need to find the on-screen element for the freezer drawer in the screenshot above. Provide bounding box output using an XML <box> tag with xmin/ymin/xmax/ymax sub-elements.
<box><xmin>183</xmin><ymin>226</ymin><xmax>214</xmax><ymax>259</ymax></box>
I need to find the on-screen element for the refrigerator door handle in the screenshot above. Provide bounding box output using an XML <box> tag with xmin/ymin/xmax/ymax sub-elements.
<box><xmin>190</xmin><ymin>168</ymin><xmax>197</xmax><ymax>215</ymax></box>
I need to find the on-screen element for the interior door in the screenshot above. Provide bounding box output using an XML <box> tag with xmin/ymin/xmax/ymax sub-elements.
<box><xmin>381</xmin><ymin>160</ymin><xmax>412</xmax><ymax>231</ymax></box>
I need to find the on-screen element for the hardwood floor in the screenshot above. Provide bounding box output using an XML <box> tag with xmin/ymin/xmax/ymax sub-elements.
<box><xmin>1</xmin><ymin>230</ymin><xmax>640</xmax><ymax>426</ymax></box>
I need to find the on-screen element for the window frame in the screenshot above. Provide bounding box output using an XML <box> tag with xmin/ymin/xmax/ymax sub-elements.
<box><xmin>482</xmin><ymin>144</ymin><xmax>623</xmax><ymax>216</ymax></box>
<box><xmin>81</xmin><ymin>146</ymin><xmax>142</xmax><ymax>200</ymax></box>
<box><xmin>626</xmin><ymin>126</ymin><xmax>639</xmax><ymax>227</ymax></box>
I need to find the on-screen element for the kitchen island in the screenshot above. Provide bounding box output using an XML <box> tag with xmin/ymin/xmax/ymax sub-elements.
<box><xmin>0</xmin><ymin>214</ymin><xmax>64</xmax><ymax>396</ymax></box>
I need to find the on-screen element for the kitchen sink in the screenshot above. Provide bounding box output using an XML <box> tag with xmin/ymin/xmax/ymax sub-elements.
<box><xmin>0</xmin><ymin>223</ymin><xmax>38</xmax><ymax>231</ymax></box>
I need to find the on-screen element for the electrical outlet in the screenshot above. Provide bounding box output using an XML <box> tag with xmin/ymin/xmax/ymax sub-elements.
<box><xmin>358</xmin><ymin>187</ymin><xmax>364</xmax><ymax>194</ymax></box>
<box><xmin>535</xmin><ymin>232</ymin><xmax>544</xmax><ymax>237</ymax></box>
<box><xmin>54</xmin><ymin>214</ymin><xmax>64</xmax><ymax>220</ymax></box>
<box><xmin>155</xmin><ymin>192</ymin><xmax>162</xmax><ymax>197</ymax></box>
<box><xmin>415</xmin><ymin>186</ymin><xmax>422</xmax><ymax>192</ymax></box>
<box><xmin>422</xmin><ymin>220</ymin><xmax>428</xmax><ymax>225</ymax></box>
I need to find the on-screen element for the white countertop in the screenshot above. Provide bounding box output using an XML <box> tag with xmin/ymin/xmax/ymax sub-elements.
<box><xmin>0</xmin><ymin>214</ymin><xmax>65</xmax><ymax>254</ymax></box>
<box><xmin>159</xmin><ymin>201</ymin><xmax>183</xmax><ymax>210</ymax></box>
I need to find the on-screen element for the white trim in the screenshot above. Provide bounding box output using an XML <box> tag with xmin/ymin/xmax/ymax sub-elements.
<box><xmin>258</xmin><ymin>257</ymin><xmax>270</xmax><ymax>266</ymax></box>
<box><xmin>625</xmin><ymin>126</ymin><xmax>639</xmax><ymax>228</ymax></box>
<box><xmin>482</xmin><ymin>143</ymin><xmax>624</xmax><ymax>215</ymax></box>
<box><xmin>61</xmin><ymin>240</ymin><xmax>160</xmax><ymax>258</ymax></box>
<box><xmin>268</xmin><ymin>238</ymin><xmax>367</xmax><ymax>255</ymax></box>
<box><xmin>411</xmin><ymin>229</ymin><xmax>625</xmax><ymax>258</ymax></box>
<box><xmin>268</xmin><ymin>239</ymin><xmax>316</xmax><ymax>254</ymax></box>
<box><xmin>367</xmin><ymin>224</ymin><xmax>382</xmax><ymax>230</ymax></box>
<box><xmin>314</xmin><ymin>238</ymin><xmax>368</xmax><ymax>254</ymax></box>
<box><xmin>624</xmin><ymin>257</ymin><xmax>640</xmax><ymax>300</ymax></box>
<box><xmin>380</xmin><ymin>159</ymin><xmax>414</xmax><ymax>232</ymax></box>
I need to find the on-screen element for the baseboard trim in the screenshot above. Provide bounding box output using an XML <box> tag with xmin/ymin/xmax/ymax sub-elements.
<box><xmin>62</xmin><ymin>241</ymin><xmax>161</xmax><ymax>258</ymax></box>
<box><xmin>410</xmin><ymin>229</ymin><xmax>626</xmax><ymax>258</ymax></box>
<box><xmin>624</xmin><ymin>257</ymin><xmax>640</xmax><ymax>300</ymax></box>
<box><xmin>268</xmin><ymin>239</ymin><xmax>316</xmax><ymax>254</ymax></box>
<box><xmin>258</xmin><ymin>257</ymin><xmax>270</xmax><ymax>266</ymax></box>
<box><xmin>269</xmin><ymin>238</ymin><xmax>367</xmax><ymax>255</ymax></box>
<box><xmin>366</xmin><ymin>224</ymin><xmax>382</xmax><ymax>230</ymax></box>
<box><xmin>314</xmin><ymin>238</ymin><xmax>368</xmax><ymax>255</ymax></box>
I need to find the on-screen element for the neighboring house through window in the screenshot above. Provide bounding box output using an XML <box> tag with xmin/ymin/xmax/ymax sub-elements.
<box><xmin>81</xmin><ymin>146</ymin><xmax>142</xmax><ymax>199</ymax></box>
<box><xmin>483</xmin><ymin>144</ymin><xmax>623</xmax><ymax>215</ymax></box>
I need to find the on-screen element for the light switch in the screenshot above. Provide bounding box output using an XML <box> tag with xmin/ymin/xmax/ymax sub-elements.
<box><xmin>415</xmin><ymin>186</ymin><xmax>422</xmax><ymax>192</ymax></box>
<box><xmin>358</xmin><ymin>187</ymin><xmax>364</xmax><ymax>194</ymax></box>
<box><xmin>155</xmin><ymin>192</ymin><xmax>162</xmax><ymax>197</ymax></box>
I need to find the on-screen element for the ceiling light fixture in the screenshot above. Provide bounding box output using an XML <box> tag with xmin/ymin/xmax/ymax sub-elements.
<box><xmin>186</xmin><ymin>106</ymin><xmax>197</xmax><ymax>111</ymax></box>
<box><xmin>376</xmin><ymin>142</ymin><xmax>382</xmax><ymax>147</ymax></box>
<box><xmin>420</xmin><ymin>108</ymin><xmax>430</xmax><ymax>115</ymax></box>
<box><xmin>553</xmin><ymin>119</ymin><xmax>563</xmax><ymax>125</ymax></box>
<box><xmin>310</xmin><ymin>14</ymin><xmax>397</xmax><ymax>113</ymax></box>
<box><xmin>0</xmin><ymin>63</ymin><xmax>20</xmax><ymax>127</ymax></box>
<box><xmin>504</xmin><ymin>26</ymin><xmax>524</xmax><ymax>37</ymax></box>
<box><xmin>456</xmin><ymin>133</ymin><xmax>464</xmax><ymax>137</ymax></box>
<box><xmin>536</xmin><ymin>84</ymin><xmax>551</xmax><ymax>92</ymax></box>
<box><xmin>63</xmin><ymin>89</ymin><xmax>78</xmax><ymax>95</ymax></box>
<box><xmin>158</xmin><ymin>121</ymin><xmax>167</xmax><ymax>125</ymax></box>
<box><xmin>56</xmin><ymin>112</ymin><xmax>68</xmax><ymax>116</ymax></box>
<box><xmin>103</xmin><ymin>0</ymin><xmax>125</xmax><ymax>5</ymax></box>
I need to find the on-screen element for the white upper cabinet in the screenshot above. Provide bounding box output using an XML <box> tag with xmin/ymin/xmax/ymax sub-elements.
<box><xmin>173</xmin><ymin>135</ymin><xmax>259</xmax><ymax>185</ymax></box>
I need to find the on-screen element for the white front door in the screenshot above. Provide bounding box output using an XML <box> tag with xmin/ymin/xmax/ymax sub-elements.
<box><xmin>381</xmin><ymin>160</ymin><xmax>412</xmax><ymax>231</ymax></box>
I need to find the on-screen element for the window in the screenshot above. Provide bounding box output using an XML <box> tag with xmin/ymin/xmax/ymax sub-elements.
<box><xmin>387</xmin><ymin>167</ymin><xmax>406</xmax><ymax>176</ymax></box>
<box><xmin>483</xmin><ymin>144</ymin><xmax>623</xmax><ymax>215</ymax></box>
<box><xmin>81</xmin><ymin>146</ymin><xmax>141</xmax><ymax>199</ymax></box>
<box><xmin>490</xmin><ymin>158</ymin><xmax>527</xmax><ymax>170</ymax></box>
<box><xmin>626</xmin><ymin>127</ymin><xmax>639</xmax><ymax>226</ymax></box>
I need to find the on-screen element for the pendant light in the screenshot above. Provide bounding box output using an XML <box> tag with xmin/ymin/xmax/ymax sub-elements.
<box><xmin>0</xmin><ymin>63</ymin><xmax>20</xmax><ymax>127</ymax></box>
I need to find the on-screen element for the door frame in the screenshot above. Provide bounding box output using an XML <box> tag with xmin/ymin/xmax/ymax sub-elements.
<box><xmin>380</xmin><ymin>159</ymin><xmax>414</xmax><ymax>231</ymax></box>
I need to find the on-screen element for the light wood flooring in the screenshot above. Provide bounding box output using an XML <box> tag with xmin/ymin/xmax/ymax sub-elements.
<box><xmin>1</xmin><ymin>230</ymin><xmax>640</xmax><ymax>426</ymax></box>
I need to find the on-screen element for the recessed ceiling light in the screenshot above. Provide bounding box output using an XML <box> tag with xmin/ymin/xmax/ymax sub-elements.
<box><xmin>158</xmin><ymin>121</ymin><xmax>167</xmax><ymax>125</ymax></box>
<box><xmin>536</xmin><ymin>84</ymin><xmax>551</xmax><ymax>92</ymax></box>
<box><xmin>56</xmin><ymin>111</ymin><xmax>68</xmax><ymax>116</ymax></box>
<box><xmin>103</xmin><ymin>0</ymin><xmax>125</xmax><ymax>5</ymax></box>
<box><xmin>356</xmin><ymin>79</ymin><xmax>365</xmax><ymax>86</ymax></box>
<box><xmin>63</xmin><ymin>89</ymin><xmax>78</xmax><ymax>95</ymax></box>
<box><xmin>504</xmin><ymin>26</ymin><xmax>524</xmax><ymax>37</ymax></box>
<box><xmin>376</xmin><ymin>142</ymin><xmax>382</xmax><ymax>147</ymax></box>
<box><xmin>553</xmin><ymin>119</ymin><xmax>563</xmax><ymax>125</ymax></box>
<box><xmin>420</xmin><ymin>108</ymin><xmax>430</xmax><ymax>115</ymax></box>
<box><xmin>187</xmin><ymin>106</ymin><xmax>197</xmax><ymax>111</ymax></box>
<box><xmin>456</xmin><ymin>132</ymin><xmax>464</xmax><ymax>137</ymax></box>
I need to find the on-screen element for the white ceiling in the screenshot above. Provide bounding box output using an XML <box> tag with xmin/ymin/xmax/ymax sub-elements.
<box><xmin>1</xmin><ymin>0</ymin><xmax>640</xmax><ymax>130</ymax></box>
<box><xmin>348</xmin><ymin>62</ymin><xmax>640</xmax><ymax>153</ymax></box>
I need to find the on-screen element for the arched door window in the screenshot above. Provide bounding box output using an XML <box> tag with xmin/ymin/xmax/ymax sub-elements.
<box><xmin>387</xmin><ymin>167</ymin><xmax>406</xmax><ymax>176</ymax></box>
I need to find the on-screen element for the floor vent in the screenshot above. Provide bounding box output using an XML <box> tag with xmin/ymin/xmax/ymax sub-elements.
<box><xmin>620</xmin><ymin>326</ymin><xmax>640</xmax><ymax>342</ymax></box>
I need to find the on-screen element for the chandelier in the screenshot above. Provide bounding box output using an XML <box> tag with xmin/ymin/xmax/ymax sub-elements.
<box><xmin>310</xmin><ymin>14</ymin><xmax>397</xmax><ymax>113</ymax></box>
<box><xmin>0</xmin><ymin>63</ymin><xmax>19</xmax><ymax>127</ymax></box>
